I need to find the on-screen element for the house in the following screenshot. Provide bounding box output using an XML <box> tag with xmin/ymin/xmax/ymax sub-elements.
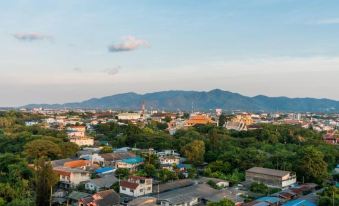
<box><xmin>53</xmin><ymin>166</ymin><xmax>90</xmax><ymax>188</ymax></box>
<box><xmin>246</xmin><ymin>167</ymin><xmax>297</xmax><ymax>189</ymax></box>
<box><xmin>100</xmin><ymin>152</ymin><xmax>136</xmax><ymax>167</ymax></box>
<box><xmin>79</xmin><ymin>189</ymin><xmax>120</xmax><ymax>206</ymax></box>
<box><xmin>95</xmin><ymin>167</ymin><xmax>116</xmax><ymax>176</ymax></box>
<box><xmin>67</xmin><ymin>125</ymin><xmax>86</xmax><ymax>138</ymax></box>
<box><xmin>199</xmin><ymin>177</ymin><xmax>230</xmax><ymax>188</ymax></box>
<box><xmin>120</xmin><ymin>176</ymin><xmax>153</xmax><ymax>197</ymax></box>
<box><xmin>116</xmin><ymin>156</ymin><xmax>144</xmax><ymax>170</ymax></box>
<box><xmin>64</xmin><ymin>160</ymin><xmax>91</xmax><ymax>169</ymax></box>
<box><xmin>159</xmin><ymin>155</ymin><xmax>180</xmax><ymax>165</ymax></box>
<box><xmin>157</xmin><ymin>183</ymin><xmax>238</xmax><ymax>206</ymax></box>
<box><xmin>67</xmin><ymin>191</ymin><xmax>91</xmax><ymax>206</ymax></box>
<box><xmin>85</xmin><ymin>174</ymin><xmax>118</xmax><ymax>192</ymax></box>
<box><xmin>117</xmin><ymin>113</ymin><xmax>141</xmax><ymax>121</ymax></box>
<box><xmin>127</xmin><ymin>197</ymin><xmax>157</xmax><ymax>206</ymax></box>
<box><xmin>282</xmin><ymin>199</ymin><xmax>316</xmax><ymax>206</ymax></box>
<box><xmin>70</xmin><ymin>137</ymin><xmax>94</xmax><ymax>147</ymax></box>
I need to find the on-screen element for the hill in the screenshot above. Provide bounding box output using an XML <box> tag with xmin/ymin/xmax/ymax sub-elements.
<box><xmin>23</xmin><ymin>89</ymin><xmax>339</xmax><ymax>112</ymax></box>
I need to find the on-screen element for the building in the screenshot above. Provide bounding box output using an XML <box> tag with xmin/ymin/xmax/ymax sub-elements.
<box><xmin>157</xmin><ymin>183</ymin><xmax>240</xmax><ymax>206</ymax></box>
<box><xmin>159</xmin><ymin>155</ymin><xmax>180</xmax><ymax>165</ymax></box>
<box><xmin>120</xmin><ymin>176</ymin><xmax>153</xmax><ymax>197</ymax></box>
<box><xmin>70</xmin><ymin>136</ymin><xmax>94</xmax><ymax>147</ymax></box>
<box><xmin>184</xmin><ymin>114</ymin><xmax>216</xmax><ymax>127</ymax></box>
<box><xmin>115</xmin><ymin>156</ymin><xmax>144</xmax><ymax>170</ymax></box>
<box><xmin>100</xmin><ymin>152</ymin><xmax>136</xmax><ymax>167</ymax></box>
<box><xmin>232</xmin><ymin>114</ymin><xmax>254</xmax><ymax>126</ymax></box>
<box><xmin>79</xmin><ymin>189</ymin><xmax>120</xmax><ymax>206</ymax></box>
<box><xmin>117</xmin><ymin>113</ymin><xmax>141</xmax><ymax>121</ymax></box>
<box><xmin>53</xmin><ymin>167</ymin><xmax>90</xmax><ymax>188</ymax></box>
<box><xmin>85</xmin><ymin>174</ymin><xmax>118</xmax><ymax>192</ymax></box>
<box><xmin>246</xmin><ymin>167</ymin><xmax>296</xmax><ymax>188</ymax></box>
<box><xmin>64</xmin><ymin>160</ymin><xmax>91</xmax><ymax>169</ymax></box>
<box><xmin>66</xmin><ymin>125</ymin><xmax>86</xmax><ymax>138</ymax></box>
<box><xmin>224</xmin><ymin>121</ymin><xmax>247</xmax><ymax>131</ymax></box>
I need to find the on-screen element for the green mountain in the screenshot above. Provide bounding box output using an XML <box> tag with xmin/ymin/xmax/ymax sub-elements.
<box><xmin>24</xmin><ymin>89</ymin><xmax>339</xmax><ymax>112</ymax></box>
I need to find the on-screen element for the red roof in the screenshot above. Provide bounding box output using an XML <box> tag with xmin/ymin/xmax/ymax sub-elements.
<box><xmin>64</xmin><ymin>160</ymin><xmax>89</xmax><ymax>168</ymax></box>
<box><xmin>120</xmin><ymin>180</ymin><xmax>139</xmax><ymax>190</ymax></box>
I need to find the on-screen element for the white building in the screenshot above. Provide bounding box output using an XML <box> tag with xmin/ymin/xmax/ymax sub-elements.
<box><xmin>120</xmin><ymin>176</ymin><xmax>152</xmax><ymax>197</ymax></box>
<box><xmin>70</xmin><ymin>137</ymin><xmax>94</xmax><ymax>147</ymax></box>
<box><xmin>53</xmin><ymin>167</ymin><xmax>90</xmax><ymax>188</ymax></box>
<box><xmin>117</xmin><ymin>113</ymin><xmax>141</xmax><ymax>121</ymax></box>
<box><xmin>159</xmin><ymin>156</ymin><xmax>180</xmax><ymax>165</ymax></box>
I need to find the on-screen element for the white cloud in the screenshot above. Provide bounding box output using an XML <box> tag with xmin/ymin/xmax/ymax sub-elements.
<box><xmin>13</xmin><ymin>32</ymin><xmax>53</xmax><ymax>41</ymax></box>
<box><xmin>108</xmin><ymin>36</ymin><xmax>149</xmax><ymax>52</ymax></box>
<box><xmin>103</xmin><ymin>66</ymin><xmax>120</xmax><ymax>76</ymax></box>
<box><xmin>315</xmin><ymin>18</ymin><xmax>339</xmax><ymax>25</ymax></box>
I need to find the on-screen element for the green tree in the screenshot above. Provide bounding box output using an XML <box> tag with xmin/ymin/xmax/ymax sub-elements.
<box><xmin>181</xmin><ymin>140</ymin><xmax>205</xmax><ymax>165</ymax></box>
<box><xmin>101</xmin><ymin>146</ymin><xmax>113</xmax><ymax>153</ymax></box>
<box><xmin>34</xmin><ymin>158</ymin><xmax>59</xmax><ymax>206</ymax></box>
<box><xmin>296</xmin><ymin>146</ymin><xmax>328</xmax><ymax>184</ymax></box>
<box><xmin>208</xmin><ymin>198</ymin><xmax>234</xmax><ymax>206</ymax></box>
<box><xmin>115</xmin><ymin>168</ymin><xmax>129</xmax><ymax>179</ymax></box>
<box><xmin>144</xmin><ymin>164</ymin><xmax>157</xmax><ymax>177</ymax></box>
<box><xmin>24</xmin><ymin>139</ymin><xmax>61</xmax><ymax>160</ymax></box>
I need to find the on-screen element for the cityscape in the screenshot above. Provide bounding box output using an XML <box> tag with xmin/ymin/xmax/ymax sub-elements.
<box><xmin>0</xmin><ymin>1</ymin><xmax>339</xmax><ymax>206</ymax></box>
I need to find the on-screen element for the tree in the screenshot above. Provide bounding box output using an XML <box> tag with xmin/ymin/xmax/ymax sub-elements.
<box><xmin>24</xmin><ymin>139</ymin><xmax>61</xmax><ymax>160</ymax></box>
<box><xmin>101</xmin><ymin>146</ymin><xmax>113</xmax><ymax>153</ymax></box>
<box><xmin>144</xmin><ymin>164</ymin><xmax>157</xmax><ymax>177</ymax></box>
<box><xmin>250</xmin><ymin>182</ymin><xmax>268</xmax><ymax>194</ymax></box>
<box><xmin>159</xmin><ymin>169</ymin><xmax>178</xmax><ymax>182</ymax></box>
<box><xmin>218</xmin><ymin>114</ymin><xmax>227</xmax><ymax>127</ymax></box>
<box><xmin>34</xmin><ymin>158</ymin><xmax>59</xmax><ymax>206</ymax></box>
<box><xmin>60</xmin><ymin>142</ymin><xmax>79</xmax><ymax>158</ymax></box>
<box><xmin>181</xmin><ymin>140</ymin><xmax>205</xmax><ymax>165</ymax></box>
<box><xmin>208</xmin><ymin>199</ymin><xmax>234</xmax><ymax>206</ymax></box>
<box><xmin>296</xmin><ymin>146</ymin><xmax>328</xmax><ymax>184</ymax></box>
<box><xmin>115</xmin><ymin>168</ymin><xmax>129</xmax><ymax>179</ymax></box>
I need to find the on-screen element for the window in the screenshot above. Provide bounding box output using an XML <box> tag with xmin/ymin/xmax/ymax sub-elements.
<box><xmin>121</xmin><ymin>187</ymin><xmax>126</xmax><ymax>190</ymax></box>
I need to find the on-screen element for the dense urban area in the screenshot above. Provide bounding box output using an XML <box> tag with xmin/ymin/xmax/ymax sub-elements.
<box><xmin>0</xmin><ymin>106</ymin><xmax>338</xmax><ymax>206</ymax></box>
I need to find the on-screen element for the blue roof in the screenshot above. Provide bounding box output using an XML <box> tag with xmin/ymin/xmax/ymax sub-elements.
<box><xmin>121</xmin><ymin>156</ymin><xmax>144</xmax><ymax>164</ymax></box>
<box><xmin>282</xmin><ymin>199</ymin><xmax>316</xmax><ymax>206</ymax></box>
<box><xmin>95</xmin><ymin>167</ymin><xmax>114</xmax><ymax>173</ymax></box>
<box><xmin>257</xmin><ymin>196</ymin><xmax>281</xmax><ymax>204</ymax></box>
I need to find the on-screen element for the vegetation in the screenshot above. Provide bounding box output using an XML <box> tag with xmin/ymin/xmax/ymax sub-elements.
<box><xmin>207</xmin><ymin>198</ymin><xmax>235</xmax><ymax>206</ymax></box>
<box><xmin>0</xmin><ymin>111</ymin><xmax>78</xmax><ymax>205</ymax></box>
<box><xmin>0</xmin><ymin>111</ymin><xmax>338</xmax><ymax>204</ymax></box>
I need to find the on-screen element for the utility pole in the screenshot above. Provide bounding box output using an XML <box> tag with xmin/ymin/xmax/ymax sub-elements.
<box><xmin>49</xmin><ymin>186</ymin><xmax>52</xmax><ymax>206</ymax></box>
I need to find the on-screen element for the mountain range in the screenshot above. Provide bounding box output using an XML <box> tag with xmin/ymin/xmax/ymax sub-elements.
<box><xmin>23</xmin><ymin>89</ymin><xmax>339</xmax><ymax>112</ymax></box>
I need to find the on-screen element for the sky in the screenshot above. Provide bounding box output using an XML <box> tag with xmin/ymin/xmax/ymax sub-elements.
<box><xmin>1</xmin><ymin>0</ymin><xmax>339</xmax><ymax>106</ymax></box>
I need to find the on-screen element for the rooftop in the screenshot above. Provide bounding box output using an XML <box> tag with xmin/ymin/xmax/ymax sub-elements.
<box><xmin>246</xmin><ymin>167</ymin><xmax>292</xmax><ymax>177</ymax></box>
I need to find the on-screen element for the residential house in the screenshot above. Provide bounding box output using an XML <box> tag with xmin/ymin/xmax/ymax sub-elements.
<box><xmin>67</xmin><ymin>125</ymin><xmax>86</xmax><ymax>138</ymax></box>
<box><xmin>85</xmin><ymin>174</ymin><xmax>118</xmax><ymax>192</ymax></box>
<box><xmin>70</xmin><ymin>137</ymin><xmax>94</xmax><ymax>147</ymax></box>
<box><xmin>159</xmin><ymin>155</ymin><xmax>180</xmax><ymax>165</ymax></box>
<box><xmin>115</xmin><ymin>156</ymin><xmax>144</xmax><ymax>170</ymax></box>
<box><xmin>246</xmin><ymin>167</ymin><xmax>297</xmax><ymax>189</ymax></box>
<box><xmin>53</xmin><ymin>166</ymin><xmax>90</xmax><ymax>188</ymax></box>
<box><xmin>64</xmin><ymin>160</ymin><xmax>91</xmax><ymax>170</ymax></box>
<box><xmin>120</xmin><ymin>176</ymin><xmax>152</xmax><ymax>197</ymax></box>
<box><xmin>100</xmin><ymin>152</ymin><xmax>136</xmax><ymax>167</ymax></box>
<box><xmin>79</xmin><ymin>189</ymin><xmax>120</xmax><ymax>206</ymax></box>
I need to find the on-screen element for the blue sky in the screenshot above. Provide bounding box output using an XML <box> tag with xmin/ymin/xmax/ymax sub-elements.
<box><xmin>1</xmin><ymin>0</ymin><xmax>339</xmax><ymax>106</ymax></box>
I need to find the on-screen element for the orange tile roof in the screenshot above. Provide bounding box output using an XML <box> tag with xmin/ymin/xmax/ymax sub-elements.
<box><xmin>64</xmin><ymin>160</ymin><xmax>89</xmax><ymax>168</ymax></box>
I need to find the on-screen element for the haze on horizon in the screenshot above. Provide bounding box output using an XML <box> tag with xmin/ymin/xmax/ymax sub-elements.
<box><xmin>1</xmin><ymin>0</ymin><xmax>339</xmax><ymax>107</ymax></box>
